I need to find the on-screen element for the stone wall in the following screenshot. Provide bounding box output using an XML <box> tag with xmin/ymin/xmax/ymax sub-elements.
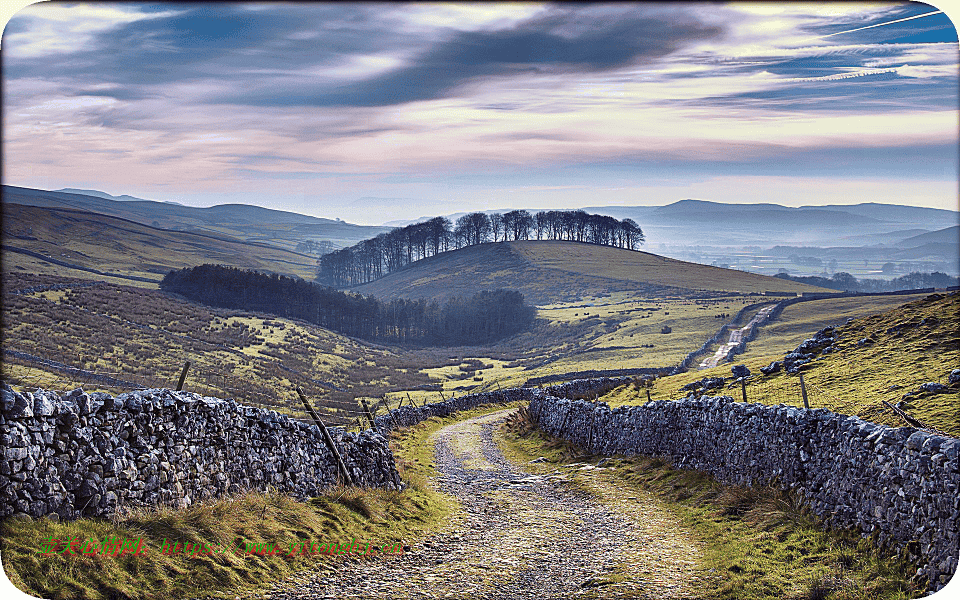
<box><xmin>527</xmin><ymin>391</ymin><xmax>960</xmax><ymax>592</ymax></box>
<box><xmin>374</xmin><ymin>377</ymin><xmax>635</xmax><ymax>433</ymax></box>
<box><xmin>0</xmin><ymin>384</ymin><xmax>401</xmax><ymax>521</ymax></box>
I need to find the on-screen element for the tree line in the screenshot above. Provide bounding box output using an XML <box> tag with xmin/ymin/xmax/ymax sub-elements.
<box><xmin>160</xmin><ymin>265</ymin><xmax>536</xmax><ymax>346</ymax></box>
<box><xmin>317</xmin><ymin>210</ymin><xmax>644</xmax><ymax>287</ymax></box>
<box><xmin>774</xmin><ymin>270</ymin><xmax>959</xmax><ymax>292</ymax></box>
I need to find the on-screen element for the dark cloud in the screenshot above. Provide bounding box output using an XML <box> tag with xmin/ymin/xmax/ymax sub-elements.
<box><xmin>213</xmin><ymin>5</ymin><xmax>723</xmax><ymax>107</ymax></box>
<box><xmin>4</xmin><ymin>4</ymin><xmax>418</xmax><ymax>88</ymax></box>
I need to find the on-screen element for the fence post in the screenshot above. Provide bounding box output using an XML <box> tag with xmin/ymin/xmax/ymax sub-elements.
<box><xmin>406</xmin><ymin>392</ymin><xmax>417</xmax><ymax>408</ymax></box>
<box><xmin>360</xmin><ymin>398</ymin><xmax>377</xmax><ymax>431</ymax></box>
<box><xmin>740</xmin><ymin>378</ymin><xmax>747</xmax><ymax>403</ymax></box>
<box><xmin>799</xmin><ymin>373</ymin><xmax>810</xmax><ymax>409</ymax></box>
<box><xmin>295</xmin><ymin>386</ymin><xmax>354</xmax><ymax>486</ymax></box>
<box><xmin>176</xmin><ymin>361</ymin><xmax>191</xmax><ymax>391</ymax></box>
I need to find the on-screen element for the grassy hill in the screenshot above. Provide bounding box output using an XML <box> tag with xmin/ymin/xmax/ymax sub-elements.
<box><xmin>2</xmin><ymin>185</ymin><xmax>389</xmax><ymax>251</ymax></box>
<box><xmin>2</xmin><ymin>203</ymin><xmax>319</xmax><ymax>284</ymax></box>
<box><xmin>353</xmin><ymin>240</ymin><xmax>830</xmax><ymax>304</ymax></box>
<box><xmin>0</xmin><ymin>272</ymin><xmax>439</xmax><ymax>426</ymax></box>
<box><xmin>607</xmin><ymin>291</ymin><xmax>960</xmax><ymax>437</ymax></box>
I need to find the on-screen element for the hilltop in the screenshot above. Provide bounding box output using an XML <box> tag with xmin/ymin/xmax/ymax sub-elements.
<box><xmin>352</xmin><ymin>240</ymin><xmax>830</xmax><ymax>304</ymax></box>
<box><xmin>2</xmin><ymin>185</ymin><xmax>388</xmax><ymax>251</ymax></box>
<box><xmin>2</xmin><ymin>203</ymin><xmax>318</xmax><ymax>283</ymax></box>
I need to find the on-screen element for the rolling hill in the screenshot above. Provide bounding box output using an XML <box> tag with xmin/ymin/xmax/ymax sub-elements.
<box><xmin>2</xmin><ymin>185</ymin><xmax>389</xmax><ymax>251</ymax></box>
<box><xmin>352</xmin><ymin>240</ymin><xmax>831</xmax><ymax>304</ymax></box>
<box><xmin>2</xmin><ymin>203</ymin><xmax>319</xmax><ymax>284</ymax></box>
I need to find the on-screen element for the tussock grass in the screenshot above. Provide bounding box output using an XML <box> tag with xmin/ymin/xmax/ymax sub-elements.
<box><xmin>498</xmin><ymin>410</ymin><xmax>919</xmax><ymax>600</ymax></box>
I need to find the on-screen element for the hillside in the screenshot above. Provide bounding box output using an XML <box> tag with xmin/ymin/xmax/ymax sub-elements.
<box><xmin>611</xmin><ymin>291</ymin><xmax>960</xmax><ymax>437</ymax></box>
<box><xmin>352</xmin><ymin>240</ymin><xmax>830</xmax><ymax>304</ymax></box>
<box><xmin>1</xmin><ymin>203</ymin><xmax>318</xmax><ymax>283</ymax></box>
<box><xmin>2</xmin><ymin>185</ymin><xmax>389</xmax><ymax>251</ymax></box>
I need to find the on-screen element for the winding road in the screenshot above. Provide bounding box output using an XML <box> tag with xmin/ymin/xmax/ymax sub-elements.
<box><xmin>698</xmin><ymin>304</ymin><xmax>777</xmax><ymax>369</ymax></box>
<box><xmin>256</xmin><ymin>409</ymin><xmax>705</xmax><ymax>599</ymax></box>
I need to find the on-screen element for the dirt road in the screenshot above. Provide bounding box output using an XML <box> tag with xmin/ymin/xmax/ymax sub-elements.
<box><xmin>257</xmin><ymin>409</ymin><xmax>705</xmax><ymax>599</ymax></box>
<box><xmin>699</xmin><ymin>304</ymin><xmax>777</xmax><ymax>369</ymax></box>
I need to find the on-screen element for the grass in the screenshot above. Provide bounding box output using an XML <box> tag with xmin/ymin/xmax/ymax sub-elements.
<box><xmin>0</xmin><ymin>400</ymin><xmax>513</xmax><ymax>600</ymax></box>
<box><xmin>609</xmin><ymin>291</ymin><xmax>960</xmax><ymax>436</ymax></box>
<box><xmin>353</xmin><ymin>240</ymin><xmax>829</xmax><ymax>306</ymax></box>
<box><xmin>0</xmin><ymin>273</ymin><xmax>435</xmax><ymax>427</ymax></box>
<box><xmin>497</xmin><ymin>408</ymin><xmax>920</xmax><ymax>600</ymax></box>
<box><xmin>2</xmin><ymin>203</ymin><xmax>318</xmax><ymax>283</ymax></box>
<box><xmin>731</xmin><ymin>293</ymin><xmax>935</xmax><ymax>363</ymax></box>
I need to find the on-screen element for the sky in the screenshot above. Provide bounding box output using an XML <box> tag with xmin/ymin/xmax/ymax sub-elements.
<box><xmin>2</xmin><ymin>1</ymin><xmax>958</xmax><ymax>225</ymax></box>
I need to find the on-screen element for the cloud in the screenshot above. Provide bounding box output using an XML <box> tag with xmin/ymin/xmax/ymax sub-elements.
<box><xmin>213</xmin><ymin>4</ymin><xmax>723</xmax><ymax>107</ymax></box>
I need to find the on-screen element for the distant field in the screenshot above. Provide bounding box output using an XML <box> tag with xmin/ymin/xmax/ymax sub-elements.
<box><xmin>2</xmin><ymin>203</ymin><xmax>318</xmax><ymax>284</ymax></box>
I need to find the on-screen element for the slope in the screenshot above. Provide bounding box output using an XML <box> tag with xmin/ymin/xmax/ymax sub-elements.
<box><xmin>613</xmin><ymin>291</ymin><xmax>960</xmax><ymax>437</ymax></box>
<box><xmin>352</xmin><ymin>240</ymin><xmax>831</xmax><ymax>304</ymax></box>
<box><xmin>2</xmin><ymin>185</ymin><xmax>389</xmax><ymax>251</ymax></box>
<box><xmin>2</xmin><ymin>203</ymin><xmax>318</xmax><ymax>283</ymax></box>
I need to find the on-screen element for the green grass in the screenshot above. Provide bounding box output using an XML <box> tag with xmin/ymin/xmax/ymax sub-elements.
<box><xmin>732</xmin><ymin>294</ymin><xmax>935</xmax><ymax>363</ymax></box>
<box><xmin>498</xmin><ymin>409</ymin><xmax>919</xmax><ymax>600</ymax></box>
<box><xmin>0</xmin><ymin>399</ymin><xmax>498</xmax><ymax>600</ymax></box>
<box><xmin>608</xmin><ymin>292</ymin><xmax>960</xmax><ymax>438</ymax></box>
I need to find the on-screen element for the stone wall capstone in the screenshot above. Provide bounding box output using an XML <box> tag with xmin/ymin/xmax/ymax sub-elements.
<box><xmin>0</xmin><ymin>384</ymin><xmax>401</xmax><ymax>521</ymax></box>
<box><xmin>526</xmin><ymin>390</ymin><xmax>960</xmax><ymax>592</ymax></box>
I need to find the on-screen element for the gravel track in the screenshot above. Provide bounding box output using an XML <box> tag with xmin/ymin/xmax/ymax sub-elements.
<box><xmin>255</xmin><ymin>409</ymin><xmax>704</xmax><ymax>599</ymax></box>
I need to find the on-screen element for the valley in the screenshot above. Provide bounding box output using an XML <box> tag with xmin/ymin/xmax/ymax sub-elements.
<box><xmin>2</xmin><ymin>188</ymin><xmax>957</xmax><ymax>600</ymax></box>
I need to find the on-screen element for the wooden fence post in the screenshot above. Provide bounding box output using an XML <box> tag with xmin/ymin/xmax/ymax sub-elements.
<box><xmin>295</xmin><ymin>386</ymin><xmax>354</xmax><ymax>486</ymax></box>
<box><xmin>799</xmin><ymin>373</ymin><xmax>810</xmax><ymax>409</ymax></box>
<box><xmin>176</xmin><ymin>361</ymin><xmax>191</xmax><ymax>392</ymax></box>
<box><xmin>360</xmin><ymin>398</ymin><xmax>377</xmax><ymax>431</ymax></box>
<box><xmin>740</xmin><ymin>378</ymin><xmax>747</xmax><ymax>403</ymax></box>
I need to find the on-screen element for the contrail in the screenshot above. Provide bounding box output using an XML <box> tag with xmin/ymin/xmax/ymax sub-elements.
<box><xmin>821</xmin><ymin>9</ymin><xmax>943</xmax><ymax>38</ymax></box>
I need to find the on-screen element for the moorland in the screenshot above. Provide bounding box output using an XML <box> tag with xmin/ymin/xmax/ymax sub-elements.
<box><xmin>2</xmin><ymin>186</ymin><xmax>959</xmax><ymax>600</ymax></box>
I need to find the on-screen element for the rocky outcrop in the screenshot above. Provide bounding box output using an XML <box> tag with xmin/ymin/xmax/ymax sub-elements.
<box><xmin>527</xmin><ymin>391</ymin><xmax>960</xmax><ymax>592</ymax></box>
<box><xmin>0</xmin><ymin>384</ymin><xmax>401</xmax><ymax>521</ymax></box>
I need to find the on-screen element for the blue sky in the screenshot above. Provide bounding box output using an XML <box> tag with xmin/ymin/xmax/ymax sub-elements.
<box><xmin>2</xmin><ymin>2</ymin><xmax>958</xmax><ymax>224</ymax></box>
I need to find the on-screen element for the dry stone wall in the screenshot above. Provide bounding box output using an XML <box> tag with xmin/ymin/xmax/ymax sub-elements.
<box><xmin>374</xmin><ymin>377</ymin><xmax>635</xmax><ymax>433</ymax></box>
<box><xmin>527</xmin><ymin>391</ymin><xmax>960</xmax><ymax>592</ymax></box>
<box><xmin>0</xmin><ymin>384</ymin><xmax>401</xmax><ymax>521</ymax></box>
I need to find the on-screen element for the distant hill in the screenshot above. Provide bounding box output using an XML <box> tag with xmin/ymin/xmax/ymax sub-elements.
<box><xmin>56</xmin><ymin>188</ymin><xmax>153</xmax><ymax>202</ymax></box>
<box><xmin>2</xmin><ymin>203</ymin><xmax>319</xmax><ymax>283</ymax></box>
<box><xmin>895</xmin><ymin>225</ymin><xmax>959</xmax><ymax>248</ymax></box>
<box><xmin>584</xmin><ymin>200</ymin><xmax>958</xmax><ymax>248</ymax></box>
<box><xmin>2</xmin><ymin>185</ymin><xmax>389</xmax><ymax>252</ymax></box>
<box><xmin>352</xmin><ymin>240</ymin><xmax>830</xmax><ymax>304</ymax></box>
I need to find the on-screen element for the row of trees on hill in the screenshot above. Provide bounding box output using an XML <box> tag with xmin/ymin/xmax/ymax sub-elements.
<box><xmin>317</xmin><ymin>210</ymin><xmax>644</xmax><ymax>287</ymax></box>
<box><xmin>160</xmin><ymin>265</ymin><xmax>536</xmax><ymax>346</ymax></box>
<box><xmin>774</xmin><ymin>270</ymin><xmax>959</xmax><ymax>292</ymax></box>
